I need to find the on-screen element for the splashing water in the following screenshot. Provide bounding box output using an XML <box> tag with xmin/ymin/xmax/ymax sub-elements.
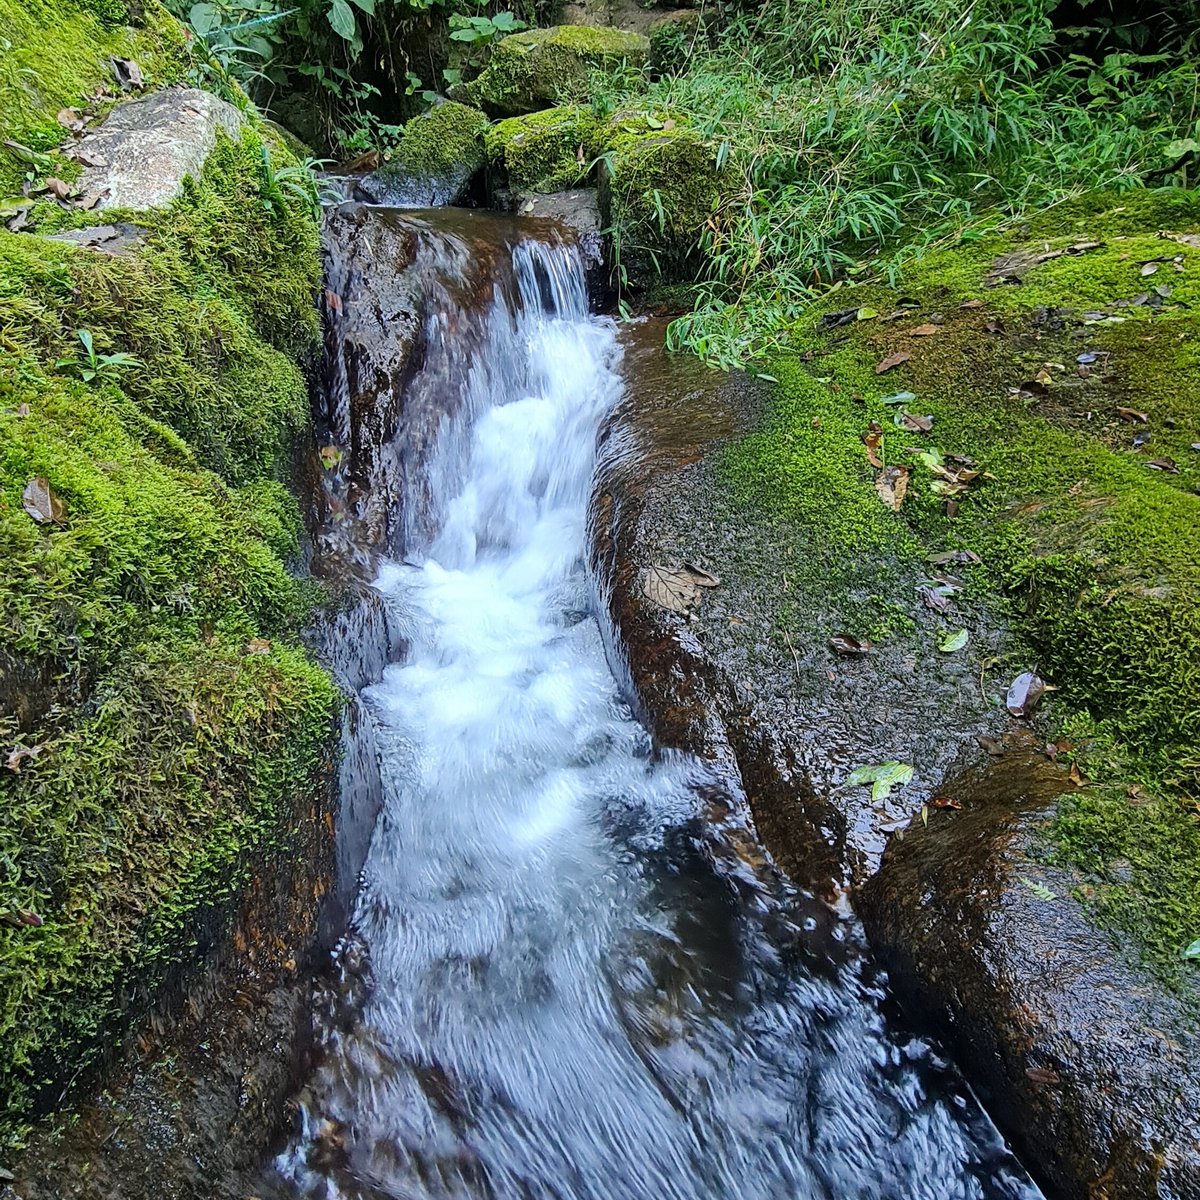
<box><xmin>271</xmin><ymin>209</ymin><xmax>1042</xmax><ymax>1200</ymax></box>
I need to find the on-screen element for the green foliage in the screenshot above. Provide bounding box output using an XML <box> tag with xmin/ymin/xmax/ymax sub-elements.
<box><xmin>592</xmin><ymin>0</ymin><xmax>1200</xmax><ymax>366</ymax></box>
<box><xmin>0</xmin><ymin>126</ymin><xmax>335</xmax><ymax>1149</ymax></box>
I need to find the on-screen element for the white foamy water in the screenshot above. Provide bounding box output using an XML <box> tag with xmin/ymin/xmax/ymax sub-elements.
<box><xmin>272</xmin><ymin>212</ymin><xmax>1041</xmax><ymax>1200</ymax></box>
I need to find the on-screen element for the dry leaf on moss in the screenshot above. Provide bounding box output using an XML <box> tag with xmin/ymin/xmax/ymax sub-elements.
<box><xmin>644</xmin><ymin>563</ymin><xmax>720</xmax><ymax>613</ymax></box>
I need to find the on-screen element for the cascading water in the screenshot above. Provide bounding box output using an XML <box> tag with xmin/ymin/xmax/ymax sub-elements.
<box><xmin>271</xmin><ymin>207</ymin><xmax>1043</xmax><ymax>1200</ymax></box>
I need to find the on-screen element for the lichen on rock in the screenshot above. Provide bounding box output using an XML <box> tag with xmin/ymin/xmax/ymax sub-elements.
<box><xmin>358</xmin><ymin>101</ymin><xmax>490</xmax><ymax>207</ymax></box>
<box><xmin>464</xmin><ymin>25</ymin><xmax>650</xmax><ymax>117</ymax></box>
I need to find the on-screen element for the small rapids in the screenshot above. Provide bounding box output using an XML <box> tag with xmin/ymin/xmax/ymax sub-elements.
<box><xmin>269</xmin><ymin>208</ymin><xmax>1042</xmax><ymax>1200</ymax></box>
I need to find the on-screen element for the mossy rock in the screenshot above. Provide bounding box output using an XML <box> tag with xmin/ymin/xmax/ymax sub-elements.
<box><xmin>0</xmin><ymin>0</ymin><xmax>190</xmax><ymax>199</ymax></box>
<box><xmin>720</xmin><ymin>187</ymin><xmax>1200</xmax><ymax>984</ymax></box>
<box><xmin>359</xmin><ymin>101</ymin><xmax>490</xmax><ymax>207</ymax></box>
<box><xmin>485</xmin><ymin>105</ymin><xmax>598</xmax><ymax>194</ymax></box>
<box><xmin>597</xmin><ymin>116</ymin><xmax>726</xmax><ymax>290</ymax></box>
<box><xmin>464</xmin><ymin>25</ymin><xmax>650</xmax><ymax>117</ymax></box>
<box><xmin>0</xmin><ymin>123</ymin><xmax>338</xmax><ymax>1150</ymax></box>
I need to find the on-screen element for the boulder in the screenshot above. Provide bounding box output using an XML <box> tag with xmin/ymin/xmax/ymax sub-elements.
<box><xmin>859</xmin><ymin>747</ymin><xmax>1200</xmax><ymax>1200</ymax></box>
<box><xmin>513</xmin><ymin>187</ymin><xmax>608</xmax><ymax>302</ymax></box>
<box><xmin>597</xmin><ymin>118</ymin><xmax>725</xmax><ymax>289</ymax></box>
<box><xmin>357</xmin><ymin>101</ymin><xmax>489</xmax><ymax>207</ymax></box>
<box><xmin>77</xmin><ymin>88</ymin><xmax>243</xmax><ymax>211</ymax></box>
<box><xmin>464</xmin><ymin>25</ymin><xmax>649</xmax><ymax>117</ymax></box>
<box><xmin>485</xmin><ymin>105</ymin><xmax>598</xmax><ymax>193</ymax></box>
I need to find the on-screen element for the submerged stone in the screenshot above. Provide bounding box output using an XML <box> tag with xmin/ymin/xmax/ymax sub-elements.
<box><xmin>76</xmin><ymin>88</ymin><xmax>244</xmax><ymax>211</ymax></box>
<box><xmin>464</xmin><ymin>25</ymin><xmax>650</xmax><ymax>117</ymax></box>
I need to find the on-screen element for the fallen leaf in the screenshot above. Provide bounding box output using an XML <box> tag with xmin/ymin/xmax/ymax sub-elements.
<box><xmin>1183</xmin><ymin>939</ymin><xmax>1200</xmax><ymax>960</ymax></box>
<box><xmin>5</xmin><ymin>744</ymin><xmax>43</xmax><ymax>773</ymax></box>
<box><xmin>110</xmin><ymin>56</ymin><xmax>145</xmax><ymax>89</ymax></box>
<box><xmin>1006</xmin><ymin>671</ymin><xmax>1045</xmax><ymax>717</ymax></box>
<box><xmin>644</xmin><ymin>563</ymin><xmax>718</xmax><ymax>613</ymax></box>
<box><xmin>4</xmin><ymin>203</ymin><xmax>31</xmax><ymax>232</ymax></box>
<box><xmin>246</xmin><ymin>638</ymin><xmax>273</xmax><ymax>655</ymax></box>
<box><xmin>984</xmin><ymin>319</ymin><xmax>1006</xmax><ymax>335</ymax></box>
<box><xmin>22</xmin><ymin>477</ymin><xmax>66</xmax><ymax>524</ymax></box>
<box><xmin>1015</xmin><ymin>378</ymin><xmax>1048</xmax><ymax>398</ymax></box>
<box><xmin>930</xmin><ymin>795</ymin><xmax>962</xmax><ymax>809</ymax></box>
<box><xmin>1140</xmin><ymin>262</ymin><xmax>1160</xmax><ymax>277</ymax></box>
<box><xmin>896</xmin><ymin>411</ymin><xmax>934</xmax><ymax>433</ymax></box>
<box><xmin>875</xmin><ymin>464</ymin><xmax>910</xmax><ymax>511</ymax></box>
<box><xmin>918</xmin><ymin>585</ymin><xmax>954</xmax><ymax>614</ymax></box>
<box><xmin>830</xmin><ymin>632</ymin><xmax>873</xmax><ymax>656</ymax></box>
<box><xmin>928</xmin><ymin>548</ymin><xmax>982</xmax><ymax>566</ymax></box>
<box><xmin>846</xmin><ymin>760</ymin><xmax>914</xmax><ymax>803</ymax></box>
<box><xmin>960</xmin><ymin>299</ymin><xmax>985</xmax><ymax>309</ymax></box>
<box><xmin>909</xmin><ymin>323</ymin><xmax>942</xmax><ymax>337</ymax></box>
<box><xmin>73</xmin><ymin>148</ymin><xmax>108</xmax><ymax>168</ymax></box>
<box><xmin>1116</xmin><ymin>406</ymin><xmax>1148</xmax><ymax>423</ymax></box>
<box><xmin>683</xmin><ymin>562</ymin><xmax>720</xmax><ymax>587</ymax></box>
<box><xmin>1147</xmin><ymin>457</ymin><xmax>1180</xmax><ymax>473</ymax></box>
<box><xmin>875</xmin><ymin>350</ymin><xmax>911</xmax><ymax>374</ymax></box>
<box><xmin>1160</xmin><ymin>231</ymin><xmax>1200</xmax><ymax>249</ymax></box>
<box><xmin>1069</xmin><ymin>762</ymin><xmax>1086</xmax><ymax>786</ymax></box>
<box><xmin>976</xmin><ymin>733</ymin><xmax>1005</xmax><ymax>756</ymax></box>
<box><xmin>1025</xmin><ymin>1066</ymin><xmax>1061</xmax><ymax>1084</ymax></box>
<box><xmin>881</xmin><ymin>390</ymin><xmax>916</xmax><ymax>406</ymax></box>
<box><xmin>0</xmin><ymin>909</ymin><xmax>44</xmax><ymax>929</ymax></box>
<box><xmin>319</xmin><ymin>445</ymin><xmax>343</xmax><ymax>468</ymax></box>
<box><xmin>939</xmin><ymin>629</ymin><xmax>969</xmax><ymax>652</ymax></box>
<box><xmin>862</xmin><ymin>422</ymin><xmax>884</xmax><ymax>468</ymax></box>
<box><xmin>44</xmin><ymin>176</ymin><xmax>72</xmax><ymax>201</ymax></box>
<box><xmin>857</xmin><ymin>306</ymin><xmax>879</xmax><ymax>320</ymax></box>
<box><xmin>1018</xmin><ymin>876</ymin><xmax>1057</xmax><ymax>901</ymax></box>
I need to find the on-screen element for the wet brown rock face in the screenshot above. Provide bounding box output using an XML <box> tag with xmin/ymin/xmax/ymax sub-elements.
<box><xmin>859</xmin><ymin>749</ymin><xmax>1200</xmax><ymax>1200</ymax></box>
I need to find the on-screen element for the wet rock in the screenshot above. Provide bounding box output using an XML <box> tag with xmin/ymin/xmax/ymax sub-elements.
<box><xmin>463</xmin><ymin>25</ymin><xmax>649</xmax><ymax>117</ymax></box>
<box><xmin>357</xmin><ymin>102</ymin><xmax>489</xmax><ymax>207</ymax></box>
<box><xmin>76</xmin><ymin>88</ymin><xmax>243</xmax><ymax>211</ymax></box>
<box><xmin>859</xmin><ymin>749</ymin><xmax>1200</xmax><ymax>1200</ymax></box>
<box><xmin>514</xmin><ymin>188</ymin><xmax>608</xmax><ymax>304</ymax></box>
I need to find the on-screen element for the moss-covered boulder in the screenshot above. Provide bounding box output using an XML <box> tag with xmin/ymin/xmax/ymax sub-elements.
<box><xmin>358</xmin><ymin>101</ymin><xmax>489</xmax><ymax>207</ymax></box>
<box><xmin>0</xmin><ymin>65</ymin><xmax>339</xmax><ymax>1152</ymax></box>
<box><xmin>597</xmin><ymin>116</ymin><xmax>725</xmax><ymax>290</ymax></box>
<box><xmin>464</xmin><ymin>25</ymin><xmax>649</xmax><ymax>117</ymax></box>
<box><xmin>485</xmin><ymin>105</ymin><xmax>598</xmax><ymax>194</ymax></box>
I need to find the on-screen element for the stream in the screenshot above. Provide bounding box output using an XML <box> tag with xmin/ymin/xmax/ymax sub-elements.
<box><xmin>265</xmin><ymin>205</ymin><xmax>1043</xmax><ymax>1200</ymax></box>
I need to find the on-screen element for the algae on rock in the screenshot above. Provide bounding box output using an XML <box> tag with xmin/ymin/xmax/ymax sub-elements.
<box><xmin>464</xmin><ymin>25</ymin><xmax>650</xmax><ymax>117</ymax></box>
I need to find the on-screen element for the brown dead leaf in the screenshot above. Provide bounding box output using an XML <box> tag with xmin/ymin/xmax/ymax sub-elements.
<box><xmin>1160</xmin><ymin>231</ymin><xmax>1200</xmax><ymax>249</ymax></box>
<box><xmin>1025</xmin><ymin>1066</ymin><xmax>1060</xmax><ymax>1085</ymax></box>
<box><xmin>897</xmin><ymin>411</ymin><xmax>933</xmax><ymax>433</ymax></box>
<box><xmin>930</xmin><ymin>795</ymin><xmax>962</xmax><ymax>810</ymax></box>
<box><xmin>862</xmin><ymin>421</ymin><xmax>884</xmax><ymax>468</ymax></box>
<box><xmin>56</xmin><ymin>107</ymin><xmax>83</xmax><ymax>132</ymax></box>
<box><xmin>110</xmin><ymin>56</ymin><xmax>145</xmax><ymax>89</ymax></box>
<box><xmin>959</xmin><ymin>299</ymin><xmax>985</xmax><ymax>309</ymax></box>
<box><xmin>984</xmin><ymin>320</ymin><xmax>1006</xmax><ymax>335</ymax></box>
<box><xmin>1116</xmin><ymin>406</ymin><xmax>1148</xmax><ymax>423</ymax></box>
<box><xmin>1147</xmin><ymin>457</ymin><xmax>1180</xmax><ymax>473</ymax></box>
<box><xmin>875</xmin><ymin>464</ymin><xmax>910</xmax><ymax>510</ymax></box>
<box><xmin>875</xmin><ymin>350</ymin><xmax>911</xmax><ymax>374</ymax></box>
<box><xmin>22</xmin><ymin>477</ymin><xmax>66</xmax><ymax>525</ymax></box>
<box><xmin>5</xmin><ymin>744</ymin><xmax>44</xmax><ymax>773</ymax></box>
<box><xmin>1069</xmin><ymin>763</ymin><xmax>1086</xmax><ymax>786</ymax></box>
<box><xmin>644</xmin><ymin>563</ymin><xmax>719</xmax><ymax>613</ymax></box>
<box><xmin>917</xmin><ymin>585</ymin><xmax>953</xmax><ymax>614</ymax></box>
<box><xmin>246</xmin><ymin>638</ymin><xmax>273</xmax><ymax>655</ymax></box>
<box><xmin>73</xmin><ymin>148</ymin><xmax>109</xmax><ymax>168</ymax></box>
<box><xmin>829</xmin><ymin>633</ymin><xmax>873</xmax><ymax>656</ymax></box>
<box><xmin>908</xmin><ymin>323</ymin><xmax>942</xmax><ymax>337</ymax></box>
<box><xmin>44</xmin><ymin>176</ymin><xmax>72</xmax><ymax>201</ymax></box>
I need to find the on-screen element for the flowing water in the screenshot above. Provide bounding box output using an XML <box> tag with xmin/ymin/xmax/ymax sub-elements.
<box><xmin>270</xmin><ymin>207</ymin><xmax>1042</xmax><ymax>1200</ymax></box>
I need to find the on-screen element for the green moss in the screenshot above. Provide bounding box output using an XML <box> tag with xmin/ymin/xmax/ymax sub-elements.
<box><xmin>0</xmin><ymin>122</ymin><xmax>336</xmax><ymax>1149</ymax></box>
<box><xmin>485</xmin><ymin>105</ymin><xmax>597</xmax><ymax>194</ymax></box>
<box><xmin>389</xmin><ymin>100</ymin><xmax>490</xmax><ymax>188</ymax></box>
<box><xmin>465</xmin><ymin>25</ymin><xmax>649</xmax><ymax>117</ymax></box>
<box><xmin>599</xmin><ymin>116</ymin><xmax>725</xmax><ymax>289</ymax></box>
<box><xmin>0</xmin><ymin>0</ymin><xmax>189</xmax><ymax>198</ymax></box>
<box><xmin>721</xmin><ymin>188</ymin><xmax>1200</xmax><ymax>981</ymax></box>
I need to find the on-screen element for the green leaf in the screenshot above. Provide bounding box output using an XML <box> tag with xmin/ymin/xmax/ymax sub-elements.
<box><xmin>491</xmin><ymin>10</ymin><xmax>520</xmax><ymax>30</ymax></box>
<box><xmin>326</xmin><ymin>0</ymin><xmax>356</xmax><ymax>40</ymax></box>
<box><xmin>1164</xmin><ymin>138</ymin><xmax>1200</xmax><ymax>160</ymax></box>
<box><xmin>881</xmin><ymin>390</ymin><xmax>916</xmax><ymax>405</ymax></box>
<box><xmin>449</xmin><ymin>27</ymin><xmax>482</xmax><ymax>41</ymax></box>
<box><xmin>349</xmin><ymin>0</ymin><xmax>375</xmax><ymax>14</ymax></box>
<box><xmin>1018</xmin><ymin>876</ymin><xmax>1057</xmax><ymax>901</ymax></box>
<box><xmin>857</xmin><ymin>305</ymin><xmax>879</xmax><ymax>320</ymax></box>
<box><xmin>1183</xmin><ymin>939</ymin><xmax>1200</xmax><ymax>960</ymax></box>
<box><xmin>939</xmin><ymin>629</ymin><xmax>969</xmax><ymax>653</ymax></box>
<box><xmin>845</xmin><ymin>761</ymin><xmax>914</xmax><ymax>802</ymax></box>
<box><xmin>188</xmin><ymin>2</ymin><xmax>220</xmax><ymax>34</ymax></box>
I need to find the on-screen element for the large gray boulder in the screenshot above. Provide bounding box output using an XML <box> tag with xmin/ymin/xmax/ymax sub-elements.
<box><xmin>76</xmin><ymin>87</ymin><xmax>243</xmax><ymax>211</ymax></box>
